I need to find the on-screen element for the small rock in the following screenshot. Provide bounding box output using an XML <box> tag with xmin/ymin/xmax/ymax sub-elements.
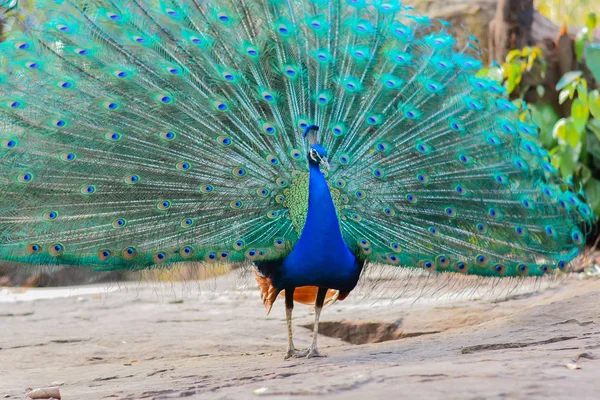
<box><xmin>253</xmin><ymin>387</ymin><xmax>268</xmax><ymax>395</ymax></box>
<box><xmin>565</xmin><ymin>363</ymin><xmax>581</xmax><ymax>370</ymax></box>
<box><xmin>26</xmin><ymin>387</ymin><xmax>61</xmax><ymax>399</ymax></box>
<box><xmin>49</xmin><ymin>382</ymin><xmax>64</xmax><ymax>387</ymax></box>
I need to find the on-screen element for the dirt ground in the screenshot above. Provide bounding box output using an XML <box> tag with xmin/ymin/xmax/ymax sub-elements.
<box><xmin>1</xmin><ymin>269</ymin><xmax>599</xmax><ymax>400</ymax></box>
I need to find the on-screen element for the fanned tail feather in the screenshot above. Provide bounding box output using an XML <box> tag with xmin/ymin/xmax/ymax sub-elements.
<box><xmin>0</xmin><ymin>0</ymin><xmax>592</xmax><ymax>278</ymax></box>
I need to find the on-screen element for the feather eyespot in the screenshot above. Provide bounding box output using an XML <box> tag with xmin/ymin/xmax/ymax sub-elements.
<box><xmin>266</xmin><ymin>155</ymin><xmax>279</xmax><ymax>165</ymax></box>
<box><xmin>476</xmin><ymin>223</ymin><xmax>488</xmax><ymax>234</ymax></box>
<box><xmin>103</xmin><ymin>101</ymin><xmax>119</xmax><ymax>110</ymax></box>
<box><xmin>106</xmin><ymin>132</ymin><xmax>122</xmax><ymax>141</ymax></box>
<box><xmin>181</xmin><ymin>246</ymin><xmax>193</xmax><ymax>258</ymax></box>
<box><xmin>81</xmin><ymin>185</ymin><xmax>96</xmax><ymax>194</ymax></box>
<box><xmin>571</xmin><ymin>229</ymin><xmax>584</xmax><ymax>244</ymax></box>
<box><xmin>125</xmin><ymin>175</ymin><xmax>140</xmax><ymax>184</ymax></box>
<box><xmin>383</xmin><ymin>208</ymin><xmax>395</xmax><ymax>216</ymax></box>
<box><xmin>390</xmin><ymin>242</ymin><xmax>401</xmax><ymax>253</ymax></box>
<box><xmin>517</xmin><ymin>264</ymin><xmax>529</xmax><ymax>275</ymax></box>
<box><xmin>8</xmin><ymin>100</ymin><xmax>22</xmax><ymax>108</ymax></box>
<box><xmin>113</xmin><ymin>219</ymin><xmax>127</xmax><ymax>228</ymax></box>
<box><xmin>266</xmin><ymin>210</ymin><xmax>279</xmax><ymax>219</ymax></box>
<box><xmin>256</xmin><ymin>188</ymin><xmax>271</xmax><ymax>197</ymax></box>
<box><xmin>217</xmin><ymin>12</ymin><xmax>231</xmax><ymax>22</ymax></box>
<box><xmin>261</xmin><ymin>91</ymin><xmax>275</xmax><ymax>102</ymax></box>
<box><xmin>233</xmin><ymin>167</ymin><xmax>247</xmax><ymax>177</ymax></box>
<box><xmin>331</xmin><ymin>123</ymin><xmax>345</xmax><ymax>136</ymax></box>
<box><xmin>339</xmin><ymin>153</ymin><xmax>351</xmax><ymax>165</ymax></box>
<box><xmin>123</xmin><ymin>247</ymin><xmax>137</xmax><ymax>260</ymax></box>
<box><xmin>290</xmin><ymin>149</ymin><xmax>302</xmax><ymax>160</ymax></box>
<box><xmin>157</xmin><ymin>200</ymin><xmax>171</xmax><ymax>210</ymax></box>
<box><xmin>18</xmin><ymin>173</ymin><xmax>33</xmax><ymax>183</ymax></box>
<box><xmin>157</xmin><ymin>95</ymin><xmax>172</xmax><ymax>104</ymax></box>
<box><xmin>475</xmin><ymin>255</ymin><xmax>488</xmax><ymax>266</ymax></box>
<box><xmin>2</xmin><ymin>139</ymin><xmax>17</xmax><ymax>149</ymax></box>
<box><xmin>262</xmin><ymin>123</ymin><xmax>277</xmax><ymax>135</ymax></box>
<box><xmin>213</xmin><ymin>101</ymin><xmax>229</xmax><ymax>112</ymax></box>
<box><xmin>230</xmin><ymin>200</ymin><xmax>243</xmax><ymax>209</ymax></box>
<box><xmin>454</xmin><ymin>261</ymin><xmax>469</xmax><ymax>273</ymax></box>
<box><xmin>276</xmin><ymin>178</ymin><xmax>287</xmax><ymax>187</ymax></box>
<box><xmin>200</xmin><ymin>185</ymin><xmax>214</xmax><ymax>194</ymax></box>
<box><xmin>176</xmin><ymin>162</ymin><xmax>191</xmax><ymax>171</ymax></box>
<box><xmin>246</xmin><ymin>249</ymin><xmax>259</xmax><ymax>260</ymax></box>
<box><xmin>233</xmin><ymin>240</ymin><xmax>245</xmax><ymax>250</ymax></box>
<box><xmin>43</xmin><ymin>211</ymin><xmax>58</xmax><ymax>221</ymax></box>
<box><xmin>181</xmin><ymin>218</ymin><xmax>193</xmax><ymax>228</ymax></box>
<box><xmin>436</xmin><ymin>255</ymin><xmax>450</xmax><ymax>268</ymax></box>
<box><xmin>27</xmin><ymin>243</ymin><xmax>42</xmax><ymax>255</ymax></box>
<box><xmin>274</xmin><ymin>238</ymin><xmax>286</xmax><ymax>250</ymax></box>
<box><xmin>421</xmin><ymin>260</ymin><xmax>435</xmax><ymax>270</ymax></box>
<box><xmin>205</xmin><ymin>252</ymin><xmax>218</xmax><ymax>262</ymax></box>
<box><xmin>405</xmin><ymin>194</ymin><xmax>417</xmax><ymax>203</ymax></box>
<box><xmin>160</xmin><ymin>131</ymin><xmax>176</xmax><ymax>140</ymax></box>
<box><xmin>245</xmin><ymin>46</ymin><xmax>259</xmax><ymax>57</ymax></box>
<box><xmin>217</xmin><ymin>136</ymin><xmax>232</xmax><ymax>146</ymax></box>
<box><xmin>493</xmin><ymin>264</ymin><xmax>507</xmax><ymax>275</ymax></box>
<box><xmin>50</xmin><ymin>243</ymin><xmax>64</xmax><ymax>256</ymax></box>
<box><xmin>153</xmin><ymin>252</ymin><xmax>168</xmax><ymax>264</ymax></box>
<box><xmin>98</xmin><ymin>249</ymin><xmax>113</xmax><ymax>261</ymax></box>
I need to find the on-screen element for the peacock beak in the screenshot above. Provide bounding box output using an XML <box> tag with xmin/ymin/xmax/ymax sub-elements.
<box><xmin>320</xmin><ymin>157</ymin><xmax>330</xmax><ymax>170</ymax></box>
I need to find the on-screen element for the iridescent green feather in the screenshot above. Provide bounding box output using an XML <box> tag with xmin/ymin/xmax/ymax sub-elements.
<box><xmin>0</xmin><ymin>0</ymin><xmax>592</xmax><ymax>278</ymax></box>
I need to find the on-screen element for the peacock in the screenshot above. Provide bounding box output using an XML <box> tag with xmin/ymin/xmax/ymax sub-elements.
<box><xmin>0</xmin><ymin>0</ymin><xmax>593</xmax><ymax>359</ymax></box>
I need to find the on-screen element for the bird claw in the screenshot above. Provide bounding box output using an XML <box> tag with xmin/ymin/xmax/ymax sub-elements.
<box><xmin>306</xmin><ymin>349</ymin><xmax>326</xmax><ymax>359</ymax></box>
<box><xmin>284</xmin><ymin>348</ymin><xmax>309</xmax><ymax>360</ymax></box>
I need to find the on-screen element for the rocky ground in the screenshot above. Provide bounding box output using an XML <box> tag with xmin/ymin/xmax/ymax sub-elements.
<box><xmin>1</xmin><ymin>268</ymin><xmax>599</xmax><ymax>400</ymax></box>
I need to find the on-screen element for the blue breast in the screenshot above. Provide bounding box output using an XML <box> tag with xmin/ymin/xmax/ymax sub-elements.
<box><xmin>277</xmin><ymin>163</ymin><xmax>361</xmax><ymax>291</ymax></box>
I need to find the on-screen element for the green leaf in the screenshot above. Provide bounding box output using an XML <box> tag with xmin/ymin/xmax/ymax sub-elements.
<box><xmin>583</xmin><ymin>177</ymin><xmax>600</xmax><ymax>216</ymax></box>
<box><xmin>577</xmin><ymin>80</ymin><xmax>588</xmax><ymax>104</ymax></box>
<box><xmin>558</xmin><ymin>145</ymin><xmax>576</xmax><ymax>178</ymax></box>
<box><xmin>506</xmin><ymin>49</ymin><xmax>522</xmax><ymax>63</ymax></box>
<box><xmin>536</xmin><ymin>84</ymin><xmax>545</xmax><ymax>98</ymax></box>
<box><xmin>571</xmin><ymin>98</ymin><xmax>590</xmax><ymax>133</ymax></box>
<box><xmin>531</xmin><ymin>103</ymin><xmax>559</xmax><ymax>148</ymax></box>
<box><xmin>586</xmin><ymin>12</ymin><xmax>597</xmax><ymax>30</ymax></box>
<box><xmin>556</xmin><ymin>70</ymin><xmax>582</xmax><ymax>91</ymax></box>
<box><xmin>554</xmin><ymin>117</ymin><xmax>582</xmax><ymax>148</ymax></box>
<box><xmin>589</xmin><ymin>90</ymin><xmax>600</xmax><ymax>120</ymax></box>
<box><xmin>589</xmin><ymin>119</ymin><xmax>600</xmax><ymax>141</ymax></box>
<box><xmin>585</xmin><ymin>44</ymin><xmax>600</xmax><ymax>82</ymax></box>
<box><xmin>559</xmin><ymin>87</ymin><xmax>572</xmax><ymax>104</ymax></box>
<box><xmin>575</xmin><ymin>28</ymin><xmax>588</xmax><ymax>62</ymax></box>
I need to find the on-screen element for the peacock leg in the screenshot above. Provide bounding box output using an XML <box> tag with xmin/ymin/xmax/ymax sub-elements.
<box><xmin>284</xmin><ymin>288</ymin><xmax>308</xmax><ymax>359</ymax></box>
<box><xmin>306</xmin><ymin>287</ymin><xmax>328</xmax><ymax>358</ymax></box>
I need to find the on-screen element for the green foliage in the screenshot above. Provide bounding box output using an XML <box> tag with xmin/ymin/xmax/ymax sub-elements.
<box><xmin>502</xmin><ymin>47</ymin><xmax>546</xmax><ymax>96</ymax></box>
<box><xmin>498</xmin><ymin>12</ymin><xmax>600</xmax><ymax>217</ymax></box>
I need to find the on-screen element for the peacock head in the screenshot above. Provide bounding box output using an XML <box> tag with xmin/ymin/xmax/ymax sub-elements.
<box><xmin>303</xmin><ymin>124</ymin><xmax>329</xmax><ymax>169</ymax></box>
<box><xmin>309</xmin><ymin>144</ymin><xmax>330</xmax><ymax>169</ymax></box>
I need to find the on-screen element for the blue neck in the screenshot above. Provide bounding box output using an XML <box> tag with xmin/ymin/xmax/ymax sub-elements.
<box><xmin>278</xmin><ymin>162</ymin><xmax>359</xmax><ymax>290</ymax></box>
<box><xmin>300</xmin><ymin>162</ymin><xmax>345</xmax><ymax>245</ymax></box>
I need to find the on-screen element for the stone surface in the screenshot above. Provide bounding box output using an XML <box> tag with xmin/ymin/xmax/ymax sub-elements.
<box><xmin>1</xmin><ymin>270</ymin><xmax>599</xmax><ymax>400</ymax></box>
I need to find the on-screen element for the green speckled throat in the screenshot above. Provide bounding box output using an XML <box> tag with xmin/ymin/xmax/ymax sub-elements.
<box><xmin>284</xmin><ymin>171</ymin><xmax>345</xmax><ymax>236</ymax></box>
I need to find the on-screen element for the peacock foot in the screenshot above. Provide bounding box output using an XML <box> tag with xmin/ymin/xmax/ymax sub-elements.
<box><xmin>284</xmin><ymin>348</ymin><xmax>309</xmax><ymax>360</ymax></box>
<box><xmin>306</xmin><ymin>348</ymin><xmax>326</xmax><ymax>358</ymax></box>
